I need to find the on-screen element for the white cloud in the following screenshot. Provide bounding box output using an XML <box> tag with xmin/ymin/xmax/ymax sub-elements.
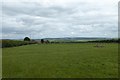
<box><xmin>1</xmin><ymin>0</ymin><xmax>119</xmax><ymax>39</ymax></box>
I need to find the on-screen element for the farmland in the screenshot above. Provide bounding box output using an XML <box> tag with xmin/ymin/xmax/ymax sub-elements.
<box><xmin>2</xmin><ymin>43</ymin><xmax>118</xmax><ymax>78</ymax></box>
<box><xmin>0</xmin><ymin>48</ymin><xmax>2</xmax><ymax>78</ymax></box>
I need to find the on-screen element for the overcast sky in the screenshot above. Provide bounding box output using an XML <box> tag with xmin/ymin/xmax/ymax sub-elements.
<box><xmin>1</xmin><ymin>0</ymin><xmax>119</xmax><ymax>39</ymax></box>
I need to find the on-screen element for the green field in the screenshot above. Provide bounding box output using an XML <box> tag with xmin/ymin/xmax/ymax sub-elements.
<box><xmin>2</xmin><ymin>43</ymin><xmax>118</xmax><ymax>78</ymax></box>
<box><xmin>0</xmin><ymin>48</ymin><xmax>2</xmax><ymax>79</ymax></box>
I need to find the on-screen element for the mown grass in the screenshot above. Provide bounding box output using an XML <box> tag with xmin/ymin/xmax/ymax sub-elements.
<box><xmin>2</xmin><ymin>43</ymin><xmax>118</xmax><ymax>78</ymax></box>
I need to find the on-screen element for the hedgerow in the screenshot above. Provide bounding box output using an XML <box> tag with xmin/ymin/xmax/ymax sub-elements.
<box><xmin>2</xmin><ymin>40</ymin><xmax>37</xmax><ymax>48</ymax></box>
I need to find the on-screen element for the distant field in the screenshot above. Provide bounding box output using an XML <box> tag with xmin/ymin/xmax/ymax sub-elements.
<box><xmin>2</xmin><ymin>43</ymin><xmax>118</xmax><ymax>78</ymax></box>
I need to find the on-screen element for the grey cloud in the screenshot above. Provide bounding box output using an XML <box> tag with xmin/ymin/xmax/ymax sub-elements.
<box><xmin>1</xmin><ymin>0</ymin><xmax>118</xmax><ymax>39</ymax></box>
<box><xmin>3</xmin><ymin>2</ymin><xmax>75</xmax><ymax>18</ymax></box>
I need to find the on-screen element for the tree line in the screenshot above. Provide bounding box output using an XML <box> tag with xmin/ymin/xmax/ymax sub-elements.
<box><xmin>1</xmin><ymin>37</ymin><xmax>120</xmax><ymax>48</ymax></box>
<box><xmin>88</xmin><ymin>39</ymin><xmax>120</xmax><ymax>43</ymax></box>
<box><xmin>2</xmin><ymin>37</ymin><xmax>50</xmax><ymax>48</ymax></box>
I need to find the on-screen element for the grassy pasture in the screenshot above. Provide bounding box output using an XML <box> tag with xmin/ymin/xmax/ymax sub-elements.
<box><xmin>0</xmin><ymin>48</ymin><xmax>2</xmax><ymax>78</ymax></box>
<box><xmin>2</xmin><ymin>43</ymin><xmax>118</xmax><ymax>78</ymax></box>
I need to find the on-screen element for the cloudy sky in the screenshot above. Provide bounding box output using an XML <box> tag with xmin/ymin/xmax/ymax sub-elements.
<box><xmin>1</xmin><ymin>0</ymin><xmax>119</xmax><ymax>39</ymax></box>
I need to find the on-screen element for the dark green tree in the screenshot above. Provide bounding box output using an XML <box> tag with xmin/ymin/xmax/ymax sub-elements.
<box><xmin>41</xmin><ymin>39</ymin><xmax>44</xmax><ymax>43</ymax></box>
<box><xmin>24</xmin><ymin>37</ymin><xmax>31</xmax><ymax>41</ymax></box>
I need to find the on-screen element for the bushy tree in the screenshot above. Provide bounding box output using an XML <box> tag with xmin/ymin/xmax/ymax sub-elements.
<box><xmin>41</xmin><ymin>39</ymin><xmax>44</xmax><ymax>43</ymax></box>
<box><xmin>24</xmin><ymin>37</ymin><xmax>31</xmax><ymax>41</ymax></box>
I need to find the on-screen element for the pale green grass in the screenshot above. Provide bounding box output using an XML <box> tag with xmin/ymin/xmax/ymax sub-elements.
<box><xmin>2</xmin><ymin>43</ymin><xmax>118</xmax><ymax>78</ymax></box>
